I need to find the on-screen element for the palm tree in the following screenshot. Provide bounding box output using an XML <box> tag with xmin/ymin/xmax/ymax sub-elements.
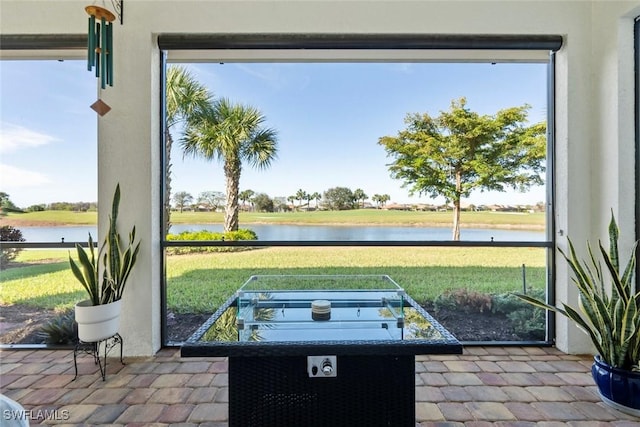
<box><xmin>311</xmin><ymin>192</ymin><xmax>322</xmax><ymax>210</ymax></box>
<box><xmin>353</xmin><ymin>188</ymin><xmax>367</xmax><ymax>209</ymax></box>
<box><xmin>165</xmin><ymin>66</ymin><xmax>213</xmax><ymax>229</ymax></box>
<box><xmin>239</xmin><ymin>189</ymin><xmax>255</xmax><ymax>211</ymax></box>
<box><xmin>181</xmin><ymin>98</ymin><xmax>278</xmax><ymax>232</ymax></box>
<box><xmin>295</xmin><ymin>189</ymin><xmax>308</xmax><ymax>210</ymax></box>
<box><xmin>304</xmin><ymin>192</ymin><xmax>314</xmax><ymax>210</ymax></box>
<box><xmin>373</xmin><ymin>193</ymin><xmax>391</xmax><ymax>208</ymax></box>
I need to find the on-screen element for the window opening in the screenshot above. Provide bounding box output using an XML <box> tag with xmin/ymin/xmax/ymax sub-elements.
<box><xmin>160</xmin><ymin>36</ymin><xmax>557</xmax><ymax>347</ymax></box>
<box><xmin>0</xmin><ymin>58</ymin><xmax>97</xmax><ymax>347</ymax></box>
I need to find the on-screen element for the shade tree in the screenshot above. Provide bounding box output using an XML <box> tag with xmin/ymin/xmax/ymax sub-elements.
<box><xmin>172</xmin><ymin>191</ymin><xmax>193</xmax><ymax>213</ymax></box>
<box><xmin>197</xmin><ymin>191</ymin><xmax>225</xmax><ymax>212</ymax></box>
<box><xmin>323</xmin><ymin>187</ymin><xmax>356</xmax><ymax>210</ymax></box>
<box><xmin>379</xmin><ymin>97</ymin><xmax>545</xmax><ymax>240</ymax></box>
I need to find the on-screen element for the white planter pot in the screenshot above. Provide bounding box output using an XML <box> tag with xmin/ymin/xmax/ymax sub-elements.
<box><xmin>75</xmin><ymin>299</ymin><xmax>122</xmax><ymax>342</ymax></box>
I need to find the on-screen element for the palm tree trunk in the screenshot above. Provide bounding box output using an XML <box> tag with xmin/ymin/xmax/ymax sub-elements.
<box><xmin>164</xmin><ymin>129</ymin><xmax>173</xmax><ymax>231</ymax></box>
<box><xmin>224</xmin><ymin>160</ymin><xmax>241</xmax><ymax>232</ymax></box>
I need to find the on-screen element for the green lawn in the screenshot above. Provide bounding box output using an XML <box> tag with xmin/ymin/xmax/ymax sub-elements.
<box><xmin>2</xmin><ymin>209</ymin><xmax>545</xmax><ymax>229</ymax></box>
<box><xmin>1</xmin><ymin>210</ymin><xmax>97</xmax><ymax>225</ymax></box>
<box><xmin>2</xmin><ymin>246</ymin><xmax>546</xmax><ymax>314</ymax></box>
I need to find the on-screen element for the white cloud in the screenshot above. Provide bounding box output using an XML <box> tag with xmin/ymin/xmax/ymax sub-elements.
<box><xmin>0</xmin><ymin>123</ymin><xmax>58</xmax><ymax>153</ymax></box>
<box><xmin>0</xmin><ymin>163</ymin><xmax>51</xmax><ymax>188</ymax></box>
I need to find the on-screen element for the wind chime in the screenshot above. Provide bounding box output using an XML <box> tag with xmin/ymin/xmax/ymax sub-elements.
<box><xmin>86</xmin><ymin>1</ymin><xmax>123</xmax><ymax>115</ymax></box>
<box><xmin>86</xmin><ymin>5</ymin><xmax>115</xmax><ymax>89</ymax></box>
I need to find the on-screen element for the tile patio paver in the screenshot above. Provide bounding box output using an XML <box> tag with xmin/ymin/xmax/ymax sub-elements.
<box><xmin>187</xmin><ymin>386</ymin><xmax>221</xmax><ymax>404</ymax></box>
<box><xmin>526</xmin><ymin>385</ymin><xmax>577</xmax><ymax>402</ymax></box>
<box><xmin>504</xmin><ymin>402</ymin><xmax>549</xmax><ymax>421</ymax></box>
<box><xmin>188</xmin><ymin>402</ymin><xmax>228</xmax><ymax>423</ymax></box>
<box><xmin>115</xmin><ymin>403</ymin><xmax>166</xmax><ymax>423</ymax></box>
<box><xmin>83</xmin><ymin>387</ymin><xmax>131</xmax><ymax>404</ymax></box>
<box><xmin>84</xmin><ymin>403</ymin><xmax>128</xmax><ymax>424</ymax></box>
<box><xmin>443</xmin><ymin>372</ymin><xmax>484</xmax><ymax>386</ymax></box>
<box><xmin>530</xmin><ymin>401</ymin><xmax>591</xmax><ymax>421</ymax></box>
<box><xmin>437</xmin><ymin>402</ymin><xmax>475</xmax><ymax>421</ymax></box>
<box><xmin>148</xmin><ymin>386</ymin><xmax>194</xmax><ymax>404</ymax></box>
<box><xmin>416</xmin><ymin>402</ymin><xmax>446</xmax><ymax>422</ymax></box>
<box><xmin>416</xmin><ymin>386</ymin><xmax>447</xmax><ymax>402</ymax></box>
<box><xmin>157</xmin><ymin>403</ymin><xmax>195</xmax><ymax>423</ymax></box>
<box><xmin>465</xmin><ymin>401</ymin><xmax>516</xmax><ymax>421</ymax></box>
<box><xmin>0</xmin><ymin>346</ymin><xmax>638</xmax><ymax>425</ymax></box>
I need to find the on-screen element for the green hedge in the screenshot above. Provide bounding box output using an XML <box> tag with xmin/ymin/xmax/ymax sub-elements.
<box><xmin>166</xmin><ymin>228</ymin><xmax>258</xmax><ymax>254</ymax></box>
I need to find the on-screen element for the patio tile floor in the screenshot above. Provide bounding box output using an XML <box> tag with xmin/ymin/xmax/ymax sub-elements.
<box><xmin>1</xmin><ymin>346</ymin><xmax>639</xmax><ymax>426</ymax></box>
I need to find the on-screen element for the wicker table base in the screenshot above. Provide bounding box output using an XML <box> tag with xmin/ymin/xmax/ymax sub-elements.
<box><xmin>229</xmin><ymin>354</ymin><xmax>414</xmax><ymax>427</ymax></box>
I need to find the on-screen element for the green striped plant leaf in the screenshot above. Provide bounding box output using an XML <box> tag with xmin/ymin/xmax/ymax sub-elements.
<box><xmin>69</xmin><ymin>184</ymin><xmax>140</xmax><ymax>306</ymax></box>
<box><xmin>516</xmin><ymin>212</ymin><xmax>639</xmax><ymax>371</ymax></box>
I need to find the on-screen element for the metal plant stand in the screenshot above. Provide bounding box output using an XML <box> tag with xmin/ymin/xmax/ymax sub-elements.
<box><xmin>73</xmin><ymin>333</ymin><xmax>124</xmax><ymax>381</ymax></box>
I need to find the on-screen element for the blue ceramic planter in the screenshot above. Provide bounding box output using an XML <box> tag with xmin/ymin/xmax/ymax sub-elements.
<box><xmin>592</xmin><ymin>356</ymin><xmax>640</xmax><ymax>417</ymax></box>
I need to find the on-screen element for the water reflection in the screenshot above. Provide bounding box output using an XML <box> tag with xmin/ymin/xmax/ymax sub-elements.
<box><xmin>20</xmin><ymin>223</ymin><xmax>544</xmax><ymax>242</ymax></box>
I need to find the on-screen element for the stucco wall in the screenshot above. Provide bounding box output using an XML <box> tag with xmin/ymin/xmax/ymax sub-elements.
<box><xmin>1</xmin><ymin>0</ymin><xmax>638</xmax><ymax>356</ymax></box>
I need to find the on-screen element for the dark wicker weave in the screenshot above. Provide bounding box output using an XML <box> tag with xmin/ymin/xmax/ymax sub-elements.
<box><xmin>229</xmin><ymin>355</ymin><xmax>415</xmax><ymax>427</ymax></box>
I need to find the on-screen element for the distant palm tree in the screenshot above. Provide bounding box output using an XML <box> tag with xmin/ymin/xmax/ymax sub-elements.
<box><xmin>295</xmin><ymin>189</ymin><xmax>308</xmax><ymax>210</ymax></box>
<box><xmin>311</xmin><ymin>192</ymin><xmax>322</xmax><ymax>210</ymax></box>
<box><xmin>181</xmin><ymin>98</ymin><xmax>278</xmax><ymax>232</ymax></box>
<box><xmin>165</xmin><ymin>66</ymin><xmax>213</xmax><ymax>228</ymax></box>
<box><xmin>304</xmin><ymin>192</ymin><xmax>314</xmax><ymax>210</ymax></box>
<box><xmin>353</xmin><ymin>188</ymin><xmax>367</xmax><ymax>208</ymax></box>
<box><xmin>239</xmin><ymin>189</ymin><xmax>255</xmax><ymax>211</ymax></box>
<box><xmin>372</xmin><ymin>193</ymin><xmax>391</xmax><ymax>209</ymax></box>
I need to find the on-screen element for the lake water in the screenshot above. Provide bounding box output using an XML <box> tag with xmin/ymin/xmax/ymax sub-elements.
<box><xmin>19</xmin><ymin>223</ymin><xmax>545</xmax><ymax>243</ymax></box>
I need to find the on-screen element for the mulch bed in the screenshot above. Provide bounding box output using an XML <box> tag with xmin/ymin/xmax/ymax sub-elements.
<box><xmin>1</xmin><ymin>302</ymin><xmax>536</xmax><ymax>345</ymax></box>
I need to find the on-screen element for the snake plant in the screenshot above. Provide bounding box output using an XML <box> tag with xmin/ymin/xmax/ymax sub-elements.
<box><xmin>516</xmin><ymin>212</ymin><xmax>639</xmax><ymax>371</ymax></box>
<box><xmin>69</xmin><ymin>184</ymin><xmax>141</xmax><ymax>306</ymax></box>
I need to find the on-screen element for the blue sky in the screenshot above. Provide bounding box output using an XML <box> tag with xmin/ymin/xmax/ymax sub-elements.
<box><xmin>0</xmin><ymin>60</ymin><xmax>547</xmax><ymax>208</ymax></box>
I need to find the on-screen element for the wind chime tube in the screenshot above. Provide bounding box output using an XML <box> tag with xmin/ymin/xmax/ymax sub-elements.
<box><xmin>87</xmin><ymin>15</ymin><xmax>95</xmax><ymax>70</ymax></box>
<box><xmin>101</xmin><ymin>17</ymin><xmax>107</xmax><ymax>89</ymax></box>
<box><xmin>107</xmin><ymin>22</ymin><xmax>113</xmax><ymax>86</ymax></box>
<box><xmin>95</xmin><ymin>22</ymin><xmax>100</xmax><ymax>78</ymax></box>
<box><xmin>85</xmin><ymin>5</ymin><xmax>117</xmax><ymax>94</ymax></box>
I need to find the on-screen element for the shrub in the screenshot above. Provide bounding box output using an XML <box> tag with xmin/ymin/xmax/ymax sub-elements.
<box><xmin>0</xmin><ymin>225</ymin><xmax>25</xmax><ymax>269</ymax></box>
<box><xmin>492</xmin><ymin>288</ymin><xmax>546</xmax><ymax>314</ymax></box>
<box><xmin>432</xmin><ymin>287</ymin><xmax>546</xmax><ymax>340</ymax></box>
<box><xmin>433</xmin><ymin>288</ymin><xmax>492</xmax><ymax>313</ymax></box>
<box><xmin>506</xmin><ymin>306</ymin><xmax>546</xmax><ymax>340</ymax></box>
<box><xmin>492</xmin><ymin>288</ymin><xmax>546</xmax><ymax>340</ymax></box>
<box><xmin>38</xmin><ymin>311</ymin><xmax>78</xmax><ymax>345</ymax></box>
<box><xmin>166</xmin><ymin>228</ymin><xmax>258</xmax><ymax>254</ymax></box>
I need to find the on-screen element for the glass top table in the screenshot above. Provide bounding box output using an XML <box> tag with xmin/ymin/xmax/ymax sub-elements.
<box><xmin>182</xmin><ymin>275</ymin><xmax>462</xmax><ymax>357</ymax></box>
<box><xmin>181</xmin><ymin>275</ymin><xmax>462</xmax><ymax>426</ymax></box>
